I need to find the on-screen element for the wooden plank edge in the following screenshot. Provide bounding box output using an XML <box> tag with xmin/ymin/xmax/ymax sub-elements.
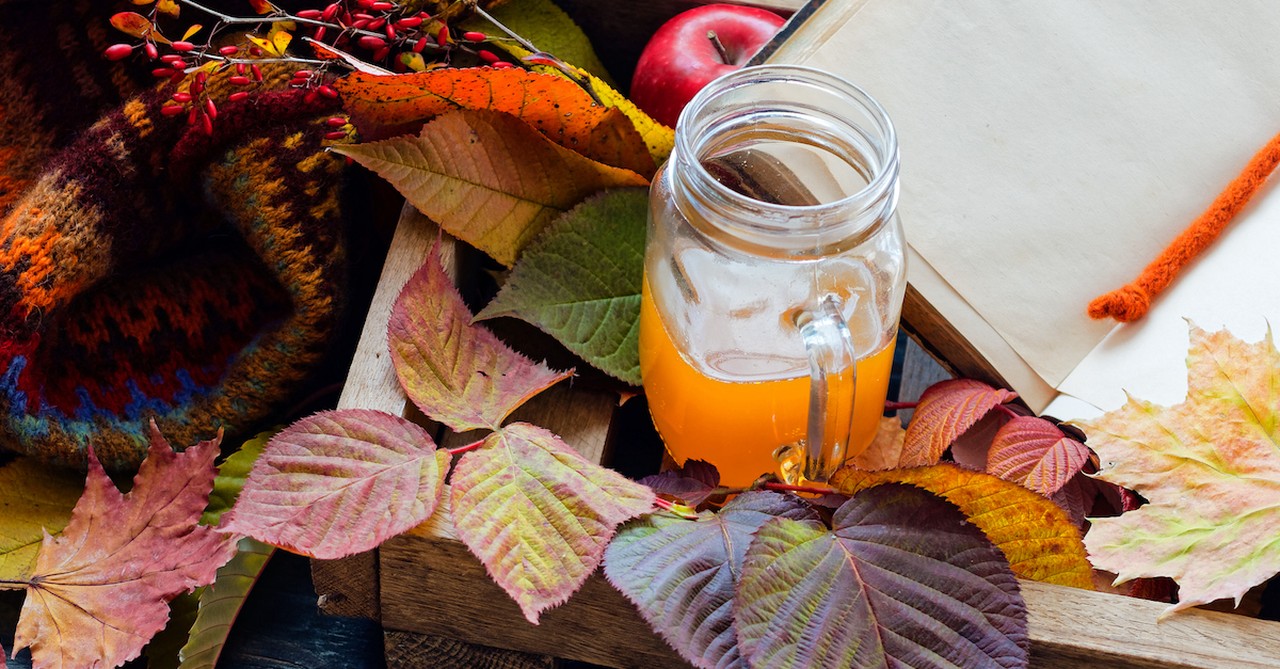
<box><xmin>311</xmin><ymin>205</ymin><xmax>446</xmax><ymax>620</ymax></box>
<box><xmin>384</xmin><ymin>525</ymin><xmax>1280</xmax><ymax>669</ymax></box>
<box><xmin>1023</xmin><ymin>580</ymin><xmax>1280</xmax><ymax>668</ymax></box>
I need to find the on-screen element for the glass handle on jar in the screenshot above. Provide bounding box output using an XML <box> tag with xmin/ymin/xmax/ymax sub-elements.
<box><xmin>798</xmin><ymin>294</ymin><xmax>857</xmax><ymax>483</ymax></box>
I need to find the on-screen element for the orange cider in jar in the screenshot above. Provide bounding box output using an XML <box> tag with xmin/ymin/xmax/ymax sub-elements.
<box><xmin>641</xmin><ymin>65</ymin><xmax>907</xmax><ymax>486</ymax></box>
<box><xmin>640</xmin><ymin>279</ymin><xmax>897</xmax><ymax>488</ymax></box>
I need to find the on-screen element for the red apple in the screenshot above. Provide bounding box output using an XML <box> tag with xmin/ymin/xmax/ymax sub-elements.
<box><xmin>630</xmin><ymin>4</ymin><xmax>787</xmax><ymax>128</ymax></box>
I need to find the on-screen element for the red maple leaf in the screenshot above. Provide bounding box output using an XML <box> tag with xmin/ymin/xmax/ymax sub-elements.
<box><xmin>10</xmin><ymin>424</ymin><xmax>238</xmax><ymax>669</ymax></box>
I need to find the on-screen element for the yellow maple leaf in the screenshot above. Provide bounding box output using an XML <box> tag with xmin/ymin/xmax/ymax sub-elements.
<box><xmin>831</xmin><ymin>462</ymin><xmax>1094</xmax><ymax>589</ymax></box>
<box><xmin>246</xmin><ymin>27</ymin><xmax>292</xmax><ymax>57</ymax></box>
<box><xmin>1077</xmin><ymin>324</ymin><xmax>1280</xmax><ymax>616</ymax></box>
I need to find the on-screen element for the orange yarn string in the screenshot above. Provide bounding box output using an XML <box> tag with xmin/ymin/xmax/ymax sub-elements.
<box><xmin>1088</xmin><ymin>131</ymin><xmax>1280</xmax><ymax>322</ymax></box>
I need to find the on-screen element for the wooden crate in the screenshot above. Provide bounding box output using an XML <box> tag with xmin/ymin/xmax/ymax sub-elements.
<box><xmin>316</xmin><ymin>208</ymin><xmax>1280</xmax><ymax>669</ymax></box>
<box><xmin>312</xmin><ymin>1</ymin><xmax>1280</xmax><ymax>666</ymax></box>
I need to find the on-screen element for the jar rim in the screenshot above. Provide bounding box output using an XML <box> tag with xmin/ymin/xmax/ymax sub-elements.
<box><xmin>673</xmin><ymin>64</ymin><xmax>899</xmax><ymax>237</ymax></box>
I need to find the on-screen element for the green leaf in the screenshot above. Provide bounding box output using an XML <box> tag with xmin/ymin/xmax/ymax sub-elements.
<box><xmin>332</xmin><ymin>109</ymin><xmax>648</xmax><ymax>267</ymax></box>
<box><xmin>461</xmin><ymin>0</ymin><xmax>615</xmax><ymax>85</ymax></box>
<box><xmin>477</xmin><ymin>188</ymin><xmax>647</xmax><ymax>384</ymax></box>
<box><xmin>604</xmin><ymin>492</ymin><xmax>819</xmax><ymax>669</ymax></box>
<box><xmin>177</xmin><ymin>538</ymin><xmax>274</xmax><ymax>669</ymax></box>
<box><xmin>389</xmin><ymin>245</ymin><xmax>572</xmax><ymax>432</ymax></box>
<box><xmin>736</xmin><ymin>483</ymin><xmax>1029</xmax><ymax>669</ymax></box>
<box><xmin>0</xmin><ymin>457</ymin><xmax>83</xmax><ymax>581</ymax></box>
<box><xmin>219</xmin><ymin>410</ymin><xmax>448</xmax><ymax>559</ymax></box>
<box><xmin>204</xmin><ymin>430</ymin><xmax>274</xmax><ymax>526</ymax></box>
<box><xmin>451</xmin><ymin>422</ymin><xmax>656</xmax><ymax>623</ymax></box>
<box><xmin>144</xmin><ymin>433</ymin><xmax>276</xmax><ymax>669</ymax></box>
<box><xmin>143</xmin><ymin>592</ymin><xmax>199</xmax><ymax>669</ymax></box>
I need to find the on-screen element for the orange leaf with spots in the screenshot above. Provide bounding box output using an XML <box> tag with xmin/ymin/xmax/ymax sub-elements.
<box><xmin>335</xmin><ymin>68</ymin><xmax>656</xmax><ymax>177</ymax></box>
<box><xmin>1078</xmin><ymin>325</ymin><xmax>1280</xmax><ymax>616</ymax></box>
<box><xmin>110</xmin><ymin>12</ymin><xmax>169</xmax><ymax>43</ymax></box>
<box><xmin>830</xmin><ymin>462</ymin><xmax>1093</xmax><ymax>589</ymax></box>
<box><xmin>901</xmin><ymin>379</ymin><xmax>1018</xmax><ymax>467</ymax></box>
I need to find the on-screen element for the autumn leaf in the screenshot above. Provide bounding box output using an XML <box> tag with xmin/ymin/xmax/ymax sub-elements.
<box><xmin>901</xmin><ymin>379</ymin><xmax>1019</xmax><ymax>466</ymax></box>
<box><xmin>500</xmin><ymin>43</ymin><xmax>675</xmax><ymax>164</ymax></box>
<box><xmin>638</xmin><ymin>459</ymin><xmax>723</xmax><ymax>508</ymax></box>
<box><xmin>847</xmin><ymin>415</ymin><xmax>908</xmax><ymax>471</ymax></box>
<box><xmin>451</xmin><ymin>421</ymin><xmax>656</xmax><ymax>623</ymax></box>
<box><xmin>604</xmin><ymin>492</ymin><xmax>820</xmax><ymax>669</ymax></box>
<box><xmin>477</xmin><ymin>188</ymin><xmax>647</xmax><ymax>384</ymax></box>
<box><xmin>388</xmin><ymin>245</ymin><xmax>572</xmax><ymax>432</ymax></box>
<box><xmin>831</xmin><ymin>463</ymin><xmax>1094</xmax><ymax>588</ymax></box>
<box><xmin>335</xmin><ymin>68</ymin><xmax>655</xmax><ymax>176</ymax></box>
<box><xmin>177</xmin><ymin>537</ymin><xmax>274</xmax><ymax>669</ymax></box>
<box><xmin>0</xmin><ymin>458</ymin><xmax>83</xmax><ymax>581</ymax></box>
<box><xmin>167</xmin><ymin>432</ymin><xmax>276</xmax><ymax>669</ymax></box>
<box><xmin>334</xmin><ymin>109</ymin><xmax>648</xmax><ymax>266</ymax></box>
<box><xmin>987</xmin><ymin>415</ymin><xmax>1091</xmax><ymax>496</ymax></box>
<box><xmin>220</xmin><ymin>409</ymin><xmax>449</xmax><ymax>560</ymax></box>
<box><xmin>735</xmin><ymin>484</ymin><xmax>1029</xmax><ymax>668</ymax></box>
<box><xmin>246</xmin><ymin>29</ymin><xmax>291</xmax><ymax>57</ymax></box>
<box><xmin>10</xmin><ymin>426</ymin><xmax>238</xmax><ymax>669</ymax></box>
<box><xmin>110</xmin><ymin>11</ymin><xmax>169</xmax><ymax>43</ymax></box>
<box><xmin>1078</xmin><ymin>325</ymin><xmax>1280</xmax><ymax>615</ymax></box>
<box><xmin>203</xmin><ymin>429</ymin><xmax>272</xmax><ymax>525</ymax></box>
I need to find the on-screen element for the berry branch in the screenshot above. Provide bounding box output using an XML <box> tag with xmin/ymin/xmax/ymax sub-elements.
<box><xmin>104</xmin><ymin>0</ymin><xmax>515</xmax><ymax>134</ymax></box>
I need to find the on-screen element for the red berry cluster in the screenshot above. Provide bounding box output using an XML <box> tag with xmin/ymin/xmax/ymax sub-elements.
<box><xmin>102</xmin><ymin>0</ymin><xmax>514</xmax><ymax>133</ymax></box>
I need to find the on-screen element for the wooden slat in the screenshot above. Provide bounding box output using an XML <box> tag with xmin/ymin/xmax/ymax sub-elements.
<box><xmin>380</xmin><ymin>528</ymin><xmax>691</xmax><ymax>668</ymax></box>
<box><xmin>310</xmin><ymin>207</ymin><xmax>446</xmax><ymax>620</ymax></box>
<box><xmin>901</xmin><ymin>284</ymin><xmax>1009</xmax><ymax>391</ymax></box>
<box><xmin>1023</xmin><ymin>580</ymin><xmax>1280</xmax><ymax>668</ymax></box>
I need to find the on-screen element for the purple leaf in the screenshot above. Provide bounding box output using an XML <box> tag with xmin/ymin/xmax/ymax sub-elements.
<box><xmin>603</xmin><ymin>492</ymin><xmax>819</xmax><ymax>669</ymax></box>
<box><xmin>638</xmin><ymin>459</ymin><xmax>722</xmax><ymax>507</ymax></box>
<box><xmin>735</xmin><ymin>483</ymin><xmax>1029</xmax><ymax>669</ymax></box>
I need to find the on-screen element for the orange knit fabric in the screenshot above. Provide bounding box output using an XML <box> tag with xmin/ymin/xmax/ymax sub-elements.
<box><xmin>1088</xmin><ymin>131</ymin><xmax>1280</xmax><ymax>322</ymax></box>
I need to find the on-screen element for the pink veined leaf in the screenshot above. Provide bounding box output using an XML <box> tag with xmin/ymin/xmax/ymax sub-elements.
<box><xmin>901</xmin><ymin>379</ymin><xmax>1018</xmax><ymax>467</ymax></box>
<box><xmin>388</xmin><ymin>244</ymin><xmax>573</xmax><ymax>432</ymax></box>
<box><xmin>987</xmin><ymin>415</ymin><xmax>1091</xmax><ymax>496</ymax></box>
<box><xmin>219</xmin><ymin>409</ymin><xmax>449</xmax><ymax>560</ymax></box>
<box><xmin>451</xmin><ymin>422</ymin><xmax>656</xmax><ymax>623</ymax></box>
<box><xmin>12</xmin><ymin>425</ymin><xmax>237</xmax><ymax>669</ymax></box>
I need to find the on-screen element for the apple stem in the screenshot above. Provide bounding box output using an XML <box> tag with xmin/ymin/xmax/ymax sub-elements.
<box><xmin>707</xmin><ymin>30</ymin><xmax>732</xmax><ymax>64</ymax></box>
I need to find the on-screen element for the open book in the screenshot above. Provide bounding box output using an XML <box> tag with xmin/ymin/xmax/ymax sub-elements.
<box><xmin>760</xmin><ymin>0</ymin><xmax>1280</xmax><ymax>418</ymax></box>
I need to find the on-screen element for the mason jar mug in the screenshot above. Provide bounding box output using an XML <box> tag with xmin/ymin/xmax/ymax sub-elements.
<box><xmin>640</xmin><ymin>65</ymin><xmax>906</xmax><ymax>487</ymax></box>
